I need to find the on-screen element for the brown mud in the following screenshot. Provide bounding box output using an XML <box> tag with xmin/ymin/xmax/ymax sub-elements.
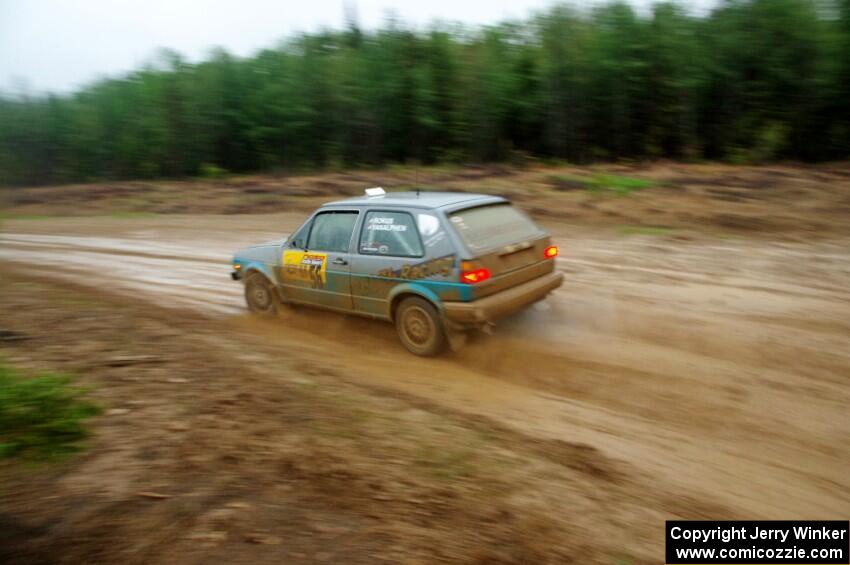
<box><xmin>1</xmin><ymin>164</ymin><xmax>849</xmax><ymax>563</ymax></box>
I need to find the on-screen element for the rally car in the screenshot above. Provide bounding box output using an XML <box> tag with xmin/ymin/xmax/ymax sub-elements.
<box><xmin>231</xmin><ymin>189</ymin><xmax>563</xmax><ymax>356</ymax></box>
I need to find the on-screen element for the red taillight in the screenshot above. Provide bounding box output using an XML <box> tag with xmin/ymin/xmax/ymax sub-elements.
<box><xmin>544</xmin><ymin>245</ymin><xmax>558</xmax><ymax>259</ymax></box>
<box><xmin>460</xmin><ymin>268</ymin><xmax>491</xmax><ymax>284</ymax></box>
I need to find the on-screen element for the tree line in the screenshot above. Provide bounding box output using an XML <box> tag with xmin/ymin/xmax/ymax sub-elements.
<box><xmin>2</xmin><ymin>0</ymin><xmax>850</xmax><ymax>186</ymax></box>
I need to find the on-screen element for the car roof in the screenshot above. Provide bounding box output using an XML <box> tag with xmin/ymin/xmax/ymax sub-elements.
<box><xmin>322</xmin><ymin>191</ymin><xmax>506</xmax><ymax>210</ymax></box>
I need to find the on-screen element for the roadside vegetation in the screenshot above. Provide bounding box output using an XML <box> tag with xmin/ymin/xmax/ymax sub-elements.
<box><xmin>548</xmin><ymin>173</ymin><xmax>655</xmax><ymax>194</ymax></box>
<box><xmin>2</xmin><ymin>0</ymin><xmax>850</xmax><ymax>186</ymax></box>
<box><xmin>0</xmin><ymin>363</ymin><xmax>99</xmax><ymax>461</ymax></box>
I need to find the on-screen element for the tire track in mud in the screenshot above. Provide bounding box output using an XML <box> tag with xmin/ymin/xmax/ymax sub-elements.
<box><xmin>2</xmin><ymin>227</ymin><xmax>849</xmax><ymax>519</ymax></box>
<box><xmin>5</xmin><ymin>232</ymin><xmax>850</xmax><ymax>298</ymax></box>
<box><xmin>5</xmin><ymin>233</ymin><xmax>850</xmax><ymax>307</ymax></box>
<box><xmin>3</xmin><ymin>230</ymin><xmax>849</xmax><ymax>394</ymax></box>
<box><xmin>1</xmin><ymin>234</ymin><xmax>242</xmax><ymax>314</ymax></box>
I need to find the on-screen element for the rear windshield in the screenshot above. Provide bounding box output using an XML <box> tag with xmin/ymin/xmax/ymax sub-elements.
<box><xmin>448</xmin><ymin>203</ymin><xmax>542</xmax><ymax>252</ymax></box>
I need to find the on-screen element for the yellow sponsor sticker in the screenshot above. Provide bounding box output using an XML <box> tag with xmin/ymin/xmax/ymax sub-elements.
<box><xmin>282</xmin><ymin>250</ymin><xmax>327</xmax><ymax>289</ymax></box>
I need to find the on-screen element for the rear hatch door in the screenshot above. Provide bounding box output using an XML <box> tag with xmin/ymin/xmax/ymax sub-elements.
<box><xmin>447</xmin><ymin>203</ymin><xmax>554</xmax><ymax>298</ymax></box>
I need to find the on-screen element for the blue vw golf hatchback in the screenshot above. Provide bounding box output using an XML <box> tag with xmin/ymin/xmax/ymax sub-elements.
<box><xmin>232</xmin><ymin>189</ymin><xmax>563</xmax><ymax>355</ymax></box>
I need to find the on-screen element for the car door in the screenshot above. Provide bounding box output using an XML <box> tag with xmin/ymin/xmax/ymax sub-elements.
<box><xmin>280</xmin><ymin>210</ymin><xmax>358</xmax><ymax>311</ymax></box>
<box><xmin>350</xmin><ymin>208</ymin><xmax>429</xmax><ymax>318</ymax></box>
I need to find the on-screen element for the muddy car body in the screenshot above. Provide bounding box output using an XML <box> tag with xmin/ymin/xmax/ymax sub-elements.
<box><xmin>231</xmin><ymin>191</ymin><xmax>563</xmax><ymax>355</ymax></box>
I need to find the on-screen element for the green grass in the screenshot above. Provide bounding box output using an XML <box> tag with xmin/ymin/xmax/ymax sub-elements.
<box><xmin>198</xmin><ymin>162</ymin><xmax>230</xmax><ymax>179</ymax></box>
<box><xmin>548</xmin><ymin>173</ymin><xmax>655</xmax><ymax>195</ymax></box>
<box><xmin>0</xmin><ymin>363</ymin><xmax>100</xmax><ymax>461</ymax></box>
<box><xmin>0</xmin><ymin>213</ymin><xmax>53</xmax><ymax>221</ymax></box>
<box><xmin>587</xmin><ymin>174</ymin><xmax>654</xmax><ymax>194</ymax></box>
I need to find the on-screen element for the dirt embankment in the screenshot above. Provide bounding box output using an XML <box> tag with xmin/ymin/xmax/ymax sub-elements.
<box><xmin>4</xmin><ymin>162</ymin><xmax>850</xmax><ymax>238</ymax></box>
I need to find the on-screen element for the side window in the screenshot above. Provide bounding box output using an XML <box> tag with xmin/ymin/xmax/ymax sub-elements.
<box><xmin>288</xmin><ymin>222</ymin><xmax>310</xmax><ymax>249</ymax></box>
<box><xmin>307</xmin><ymin>211</ymin><xmax>358</xmax><ymax>253</ymax></box>
<box><xmin>359</xmin><ymin>210</ymin><xmax>424</xmax><ymax>257</ymax></box>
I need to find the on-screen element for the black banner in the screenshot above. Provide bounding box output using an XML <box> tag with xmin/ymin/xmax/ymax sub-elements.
<box><xmin>666</xmin><ymin>521</ymin><xmax>849</xmax><ymax>564</ymax></box>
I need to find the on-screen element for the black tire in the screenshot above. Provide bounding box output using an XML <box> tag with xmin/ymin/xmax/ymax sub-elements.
<box><xmin>395</xmin><ymin>296</ymin><xmax>447</xmax><ymax>356</ymax></box>
<box><xmin>244</xmin><ymin>272</ymin><xmax>277</xmax><ymax>316</ymax></box>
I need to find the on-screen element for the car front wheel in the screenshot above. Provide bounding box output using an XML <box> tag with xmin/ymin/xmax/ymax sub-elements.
<box><xmin>395</xmin><ymin>296</ymin><xmax>447</xmax><ymax>356</ymax></box>
<box><xmin>245</xmin><ymin>273</ymin><xmax>277</xmax><ymax>316</ymax></box>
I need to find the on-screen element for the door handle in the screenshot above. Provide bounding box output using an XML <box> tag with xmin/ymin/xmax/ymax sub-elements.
<box><xmin>332</xmin><ymin>257</ymin><xmax>348</xmax><ymax>266</ymax></box>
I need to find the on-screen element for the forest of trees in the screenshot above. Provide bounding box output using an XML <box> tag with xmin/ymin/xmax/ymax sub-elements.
<box><xmin>2</xmin><ymin>0</ymin><xmax>850</xmax><ymax>186</ymax></box>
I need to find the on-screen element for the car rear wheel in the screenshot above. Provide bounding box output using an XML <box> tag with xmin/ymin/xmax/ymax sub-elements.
<box><xmin>395</xmin><ymin>296</ymin><xmax>447</xmax><ymax>356</ymax></box>
<box><xmin>245</xmin><ymin>273</ymin><xmax>277</xmax><ymax>316</ymax></box>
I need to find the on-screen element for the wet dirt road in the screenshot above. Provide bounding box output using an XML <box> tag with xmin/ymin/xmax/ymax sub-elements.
<box><xmin>2</xmin><ymin>214</ymin><xmax>849</xmax><ymax>521</ymax></box>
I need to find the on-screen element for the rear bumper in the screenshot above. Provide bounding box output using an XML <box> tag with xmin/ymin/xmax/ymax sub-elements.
<box><xmin>443</xmin><ymin>271</ymin><xmax>563</xmax><ymax>325</ymax></box>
